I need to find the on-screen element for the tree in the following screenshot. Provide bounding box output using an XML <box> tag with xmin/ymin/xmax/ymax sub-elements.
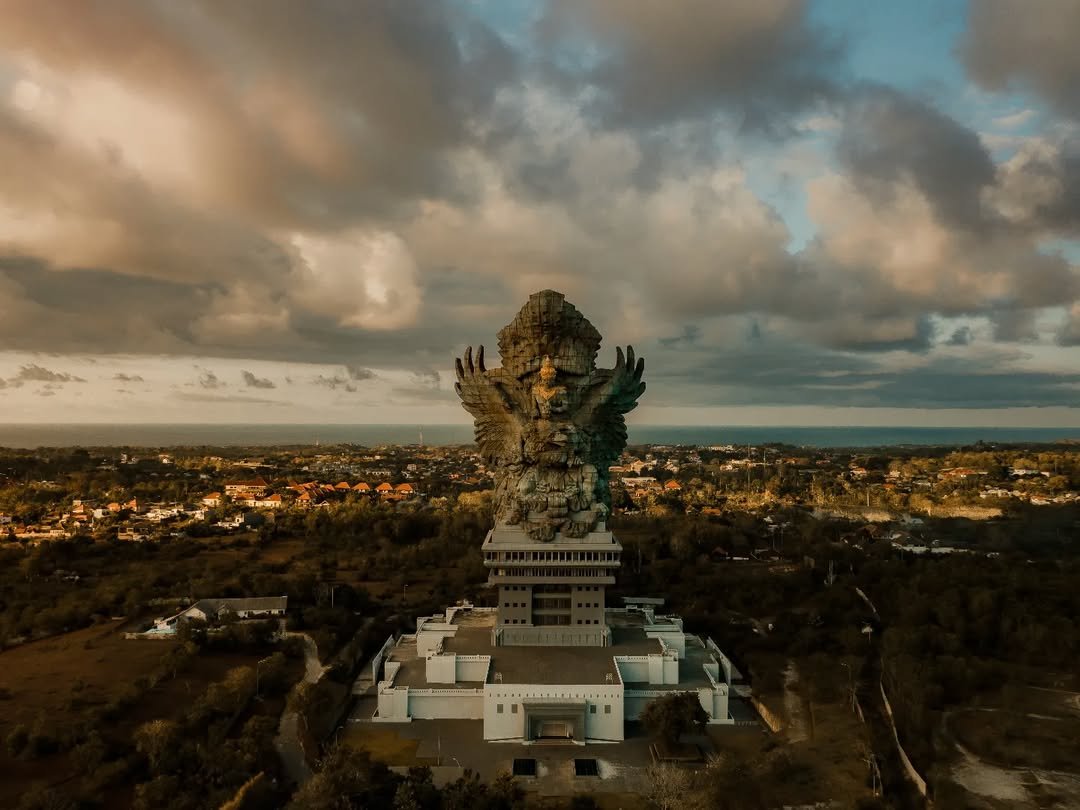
<box><xmin>640</xmin><ymin>692</ymin><xmax>708</xmax><ymax>747</ymax></box>
<box><xmin>393</xmin><ymin>767</ymin><xmax>440</xmax><ymax>810</ymax></box>
<box><xmin>645</xmin><ymin>763</ymin><xmax>699</xmax><ymax>810</ymax></box>
<box><xmin>134</xmin><ymin>718</ymin><xmax>180</xmax><ymax>773</ymax></box>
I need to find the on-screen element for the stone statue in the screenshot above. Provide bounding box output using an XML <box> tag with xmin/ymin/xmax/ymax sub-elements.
<box><xmin>454</xmin><ymin>290</ymin><xmax>645</xmax><ymax>541</ymax></box>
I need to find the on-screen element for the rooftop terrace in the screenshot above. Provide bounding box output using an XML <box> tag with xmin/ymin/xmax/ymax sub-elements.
<box><xmin>385</xmin><ymin>608</ymin><xmax>719</xmax><ymax>689</ymax></box>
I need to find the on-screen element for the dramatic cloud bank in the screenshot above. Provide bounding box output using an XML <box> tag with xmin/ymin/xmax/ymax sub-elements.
<box><xmin>0</xmin><ymin>1</ymin><xmax>1077</xmax><ymax>422</ymax></box>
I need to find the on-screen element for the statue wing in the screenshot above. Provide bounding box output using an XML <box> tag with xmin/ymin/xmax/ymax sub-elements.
<box><xmin>454</xmin><ymin>345</ymin><xmax>526</xmax><ymax>465</ymax></box>
<box><xmin>575</xmin><ymin>345</ymin><xmax>646</xmax><ymax>472</ymax></box>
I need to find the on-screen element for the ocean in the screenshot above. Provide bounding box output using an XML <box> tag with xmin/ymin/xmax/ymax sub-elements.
<box><xmin>0</xmin><ymin>424</ymin><xmax>1076</xmax><ymax>449</ymax></box>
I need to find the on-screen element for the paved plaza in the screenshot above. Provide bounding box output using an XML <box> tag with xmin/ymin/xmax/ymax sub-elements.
<box><xmin>344</xmin><ymin>706</ymin><xmax>766</xmax><ymax>799</ymax></box>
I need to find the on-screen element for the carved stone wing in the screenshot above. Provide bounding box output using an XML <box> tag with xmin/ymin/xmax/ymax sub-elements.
<box><xmin>574</xmin><ymin>345</ymin><xmax>646</xmax><ymax>473</ymax></box>
<box><xmin>454</xmin><ymin>345</ymin><xmax>526</xmax><ymax>465</ymax></box>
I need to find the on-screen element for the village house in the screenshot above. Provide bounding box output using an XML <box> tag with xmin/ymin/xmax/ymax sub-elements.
<box><xmin>224</xmin><ymin>477</ymin><xmax>269</xmax><ymax>497</ymax></box>
<box><xmin>201</xmin><ymin>492</ymin><xmax>222</xmax><ymax>508</ymax></box>
<box><xmin>149</xmin><ymin>596</ymin><xmax>288</xmax><ymax>634</ymax></box>
<box><xmin>241</xmin><ymin>493</ymin><xmax>284</xmax><ymax>509</ymax></box>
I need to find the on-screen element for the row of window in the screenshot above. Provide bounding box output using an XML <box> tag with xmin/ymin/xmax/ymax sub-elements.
<box><xmin>494</xmin><ymin>703</ymin><xmax>611</xmax><ymax>715</ymax></box>
<box><xmin>486</xmin><ymin>550</ymin><xmax>619</xmax><ymax>562</ymax></box>
<box><xmin>502</xmin><ymin>585</ymin><xmax>603</xmax><ymax>593</ymax></box>
<box><xmin>535</xmin><ymin>615</ymin><xmax>571</xmax><ymax>626</ymax></box>
<box><xmin>533</xmin><ymin>598</ymin><xmax>570</xmax><ymax>610</ymax></box>
<box><xmin>495</xmin><ymin>568</ymin><xmax>617</xmax><ymax>578</ymax></box>
<box><xmin>501</xmin><ymin>618</ymin><xmax>602</xmax><ymax>625</ymax></box>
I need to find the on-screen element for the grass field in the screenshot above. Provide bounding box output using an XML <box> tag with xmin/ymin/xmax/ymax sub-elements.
<box><xmin>950</xmin><ymin>706</ymin><xmax>1080</xmax><ymax>772</ymax></box>
<box><xmin>340</xmin><ymin>724</ymin><xmax>435</xmax><ymax>766</ymax></box>
<box><xmin>0</xmin><ymin>619</ymin><xmax>281</xmax><ymax>807</ymax></box>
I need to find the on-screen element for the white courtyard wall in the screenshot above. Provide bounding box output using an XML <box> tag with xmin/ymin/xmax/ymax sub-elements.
<box><xmin>483</xmin><ymin>685</ymin><xmax>624</xmax><ymax>741</ymax></box>
<box><xmin>646</xmin><ymin>627</ymin><xmax>686</xmax><ymax>658</ymax></box>
<box><xmin>377</xmin><ymin>687</ymin><xmax>410</xmax><ymax>721</ymax></box>
<box><xmin>370</xmin><ymin>634</ymin><xmax>396</xmax><ymax>682</ymax></box>
<box><xmin>625</xmin><ymin>687</ymin><xmax>731</xmax><ymax>724</ymax></box>
<box><xmin>614</xmin><ymin>657</ymin><xmax>649</xmax><ymax>683</ymax></box>
<box><xmin>409</xmin><ymin>690</ymin><xmax>484</xmax><ymax>720</ymax></box>
<box><xmin>645</xmin><ymin>654</ymin><xmax>679</xmax><ymax>685</ymax></box>
<box><xmin>426</xmin><ymin>653</ymin><xmax>457</xmax><ymax>684</ymax></box>
<box><xmin>456</xmin><ymin>655</ymin><xmax>490</xmax><ymax>682</ymax></box>
<box><xmin>416</xmin><ymin>626</ymin><xmax>456</xmax><ymax>656</ymax></box>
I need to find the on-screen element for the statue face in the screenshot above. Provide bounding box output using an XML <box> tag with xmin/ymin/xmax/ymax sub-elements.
<box><xmin>539</xmin><ymin>355</ymin><xmax>557</xmax><ymax>383</ymax></box>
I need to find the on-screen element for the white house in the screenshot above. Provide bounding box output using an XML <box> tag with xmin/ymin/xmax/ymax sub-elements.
<box><xmin>152</xmin><ymin>596</ymin><xmax>288</xmax><ymax>632</ymax></box>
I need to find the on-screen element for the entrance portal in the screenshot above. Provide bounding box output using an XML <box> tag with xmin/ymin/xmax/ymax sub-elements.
<box><xmin>523</xmin><ymin>700</ymin><xmax>586</xmax><ymax>743</ymax></box>
<box><xmin>538</xmin><ymin>720</ymin><xmax>571</xmax><ymax>739</ymax></box>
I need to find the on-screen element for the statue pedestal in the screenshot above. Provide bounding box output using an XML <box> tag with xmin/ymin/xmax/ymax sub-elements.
<box><xmin>481</xmin><ymin>523</ymin><xmax>622</xmax><ymax>648</ymax></box>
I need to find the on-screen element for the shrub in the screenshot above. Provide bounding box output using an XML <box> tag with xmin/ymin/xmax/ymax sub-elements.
<box><xmin>6</xmin><ymin>723</ymin><xmax>29</xmax><ymax>756</ymax></box>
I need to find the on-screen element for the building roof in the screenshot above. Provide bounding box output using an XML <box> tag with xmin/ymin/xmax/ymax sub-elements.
<box><xmin>436</xmin><ymin>612</ymin><xmax>659</xmax><ymax>685</ymax></box>
<box><xmin>184</xmin><ymin>596</ymin><xmax>287</xmax><ymax>618</ymax></box>
<box><xmin>226</xmin><ymin>477</ymin><xmax>268</xmax><ymax>488</ymax></box>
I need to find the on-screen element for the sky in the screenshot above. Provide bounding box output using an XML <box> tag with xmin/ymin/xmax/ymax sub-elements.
<box><xmin>0</xmin><ymin>0</ymin><xmax>1078</xmax><ymax>426</ymax></box>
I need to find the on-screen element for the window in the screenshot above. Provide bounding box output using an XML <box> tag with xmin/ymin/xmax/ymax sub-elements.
<box><xmin>604</xmin><ymin>705</ymin><xmax>611</xmax><ymax>714</ymax></box>
<box><xmin>511</xmin><ymin>704</ymin><xmax>518</xmax><ymax>714</ymax></box>
<box><xmin>589</xmin><ymin>705</ymin><xmax>597</xmax><ymax>714</ymax></box>
<box><xmin>504</xmin><ymin>602</ymin><xmax>509</xmax><ymax>608</ymax></box>
<box><xmin>497</xmin><ymin>704</ymin><xmax>504</xmax><ymax>714</ymax></box>
<box><xmin>577</xmin><ymin>620</ymin><xmax>582</xmax><ymax>624</ymax></box>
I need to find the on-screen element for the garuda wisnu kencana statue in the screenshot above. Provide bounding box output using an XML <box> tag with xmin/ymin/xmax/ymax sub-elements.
<box><xmin>454</xmin><ymin>290</ymin><xmax>645</xmax><ymax>541</ymax></box>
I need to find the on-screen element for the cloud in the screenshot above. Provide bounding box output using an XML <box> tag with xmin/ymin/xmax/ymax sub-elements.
<box><xmin>11</xmin><ymin>363</ymin><xmax>86</xmax><ymax>383</ymax></box>
<box><xmin>0</xmin><ymin>2</ymin><xmax>1075</xmax><ymax>414</ymax></box>
<box><xmin>312</xmin><ymin>374</ymin><xmax>356</xmax><ymax>393</ymax></box>
<box><xmin>963</xmin><ymin>0</ymin><xmax>1080</xmax><ymax>120</ymax></box>
<box><xmin>197</xmin><ymin>369</ymin><xmax>224</xmax><ymax>389</ymax></box>
<box><xmin>1059</xmin><ymin>303</ymin><xmax>1080</xmax><ymax>346</ymax></box>
<box><xmin>836</xmin><ymin>87</ymin><xmax>995</xmax><ymax>230</ymax></box>
<box><xmin>174</xmin><ymin>391</ymin><xmax>283</xmax><ymax>406</ymax></box>
<box><xmin>411</xmin><ymin>370</ymin><xmax>441</xmax><ymax>388</ymax></box>
<box><xmin>538</xmin><ymin>0</ymin><xmax>842</xmax><ymax>130</ymax></box>
<box><xmin>241</xmin><ymin>370</ymin><xmax>276</xmax><ymax>389</ymax></box>
<box><xmin>947</xmin><ymin>326</ymin><xmax>973</xmax><ymax>346</ymax></box>
<box><xmin>991</xmin><ymin>109</ymin><xmax>1036</xmax><ymax>129</ymax></box>
<box><xmin>985</xmin><ymin>137</ymin><xmax>1080</xmax><ymax>237</ymax></box>
<box><xmin>113</xmin><ymin>372</ymin><xmax>144</xmax><ymax>382</ymax></box>
<box><xmin>346</xmin><ymin>365</ymin><xmax>376</xmax><ymax>381</ymax></box>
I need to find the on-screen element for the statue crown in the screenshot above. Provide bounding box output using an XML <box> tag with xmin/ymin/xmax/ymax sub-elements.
<box><xmin>496</xmin><ymin>290</ymin><xmax>601</xmax><ymax>378</ymax></box>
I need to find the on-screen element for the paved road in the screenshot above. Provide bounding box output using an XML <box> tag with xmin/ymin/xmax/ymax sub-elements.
<box><xmin>273</xmin><ymin>633</ymin><xmax>324</xmax><ymax>786</ymax></box>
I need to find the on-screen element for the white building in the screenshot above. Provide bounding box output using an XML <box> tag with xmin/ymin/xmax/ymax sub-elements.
<box><xmin>151</xmin><ymin>596</ymin><xmax>288</xmax><ymax>633</ymax></box>
<box><xmin>371</xmin><ymin>603</ymin><xmax>734</xmax><ymax>742</ymax></box>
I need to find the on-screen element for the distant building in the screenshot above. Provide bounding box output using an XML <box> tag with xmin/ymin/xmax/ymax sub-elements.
<box><xmin>150</xmin><ymin>596</ymin><xmax>288</xmax><ymax>633</ymax></box>
<box><xmin>242</xmin><ymin>493</ymin><xmax>284</xmax><ymax>509</ymax></box>
<box><xmin>202</xmin><ymin>492</ymin><xmax>222</xmax><ymax>508</ymax></box>
<box><xmin>224</xmin><ymin>478</ymin><xmax>269</xmax><ymax>496</ymax></box>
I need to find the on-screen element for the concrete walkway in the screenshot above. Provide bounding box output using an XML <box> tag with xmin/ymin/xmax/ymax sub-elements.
<box><xmin>274</xmin><ymin>633</ymin><xmax>325</xmax><ymax>786</ymax></box>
